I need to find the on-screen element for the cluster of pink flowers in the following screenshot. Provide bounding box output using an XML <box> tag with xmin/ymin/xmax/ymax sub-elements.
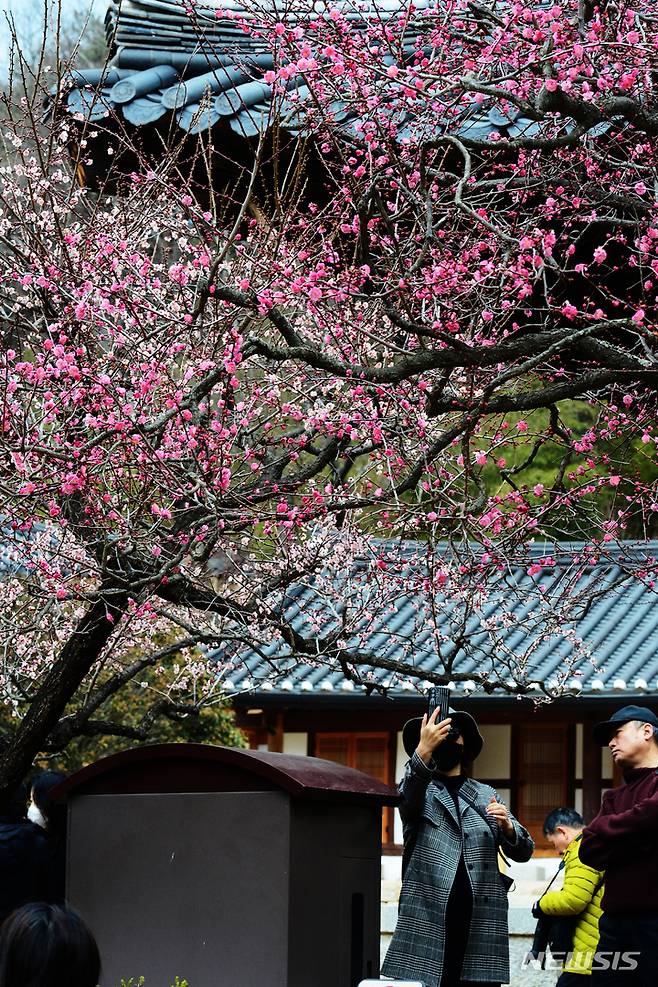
<box><xmin>0</xmin><ymin>0</ymin><xmax>656</xmax><ymax>708</ymax></box>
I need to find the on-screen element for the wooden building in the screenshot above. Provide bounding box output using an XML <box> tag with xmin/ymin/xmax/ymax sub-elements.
<box><xmin>233</xmin><ymin>691</ymin><xmax>627</xmax><ymax>855</ymax></box>
<box><xmin>227</xmin><ymin>541</ymin><xmax>658</xmax><ymax>856</ymax></box>
<box><xmin>50</xmin><ymin>0</ymin><xmax>545</xmax><ymax>198</ymax></box>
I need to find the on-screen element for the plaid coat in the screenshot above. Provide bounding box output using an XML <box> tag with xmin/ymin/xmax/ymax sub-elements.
<box><xmin>381</xmin><ymin>753</ymin><xmax>534</xmax><ymax>987</ymax></box>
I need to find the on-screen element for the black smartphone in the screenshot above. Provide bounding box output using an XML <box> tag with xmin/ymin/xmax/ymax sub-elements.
<box><xmin>427</xmin><ymin>686</ymin><xmax>450</xmax><ymax>723</ymax></box>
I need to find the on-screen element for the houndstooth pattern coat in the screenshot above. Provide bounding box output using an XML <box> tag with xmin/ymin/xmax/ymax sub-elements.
<box><xmin>381</xmin><ymin>753</ymin><xmax>534</xmax><ymax>987</ymax></box>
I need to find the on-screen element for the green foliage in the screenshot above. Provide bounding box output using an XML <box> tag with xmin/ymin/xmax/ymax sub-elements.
<box><xmin>0</xmin><ymin>654</ymin><xmax>247</xmax><ymax>772</ymax></box>
<box><xmin>45</xmin><ymin>672</ymin><xmax>246</xmax><ymax>773</ymax></box>
<box><xmin>0</xmin><ymin>617</ymin><xmax>247</xmax><ymax>771</ymax></box>
<box><xmin>477</xmin><ymin>400</ymin><xmax>658</xmax><ymax>540</ymax></box>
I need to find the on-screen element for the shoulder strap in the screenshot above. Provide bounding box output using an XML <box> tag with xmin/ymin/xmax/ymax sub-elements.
<box><xmin>540</xmin><ymin>837</ymin><xmax>595</xmax><ymax>901</ymax></box>
<box><xmin>541</xmin><ymin>859</ymin><xmax>566</xmax><ymax>898</ymax></box>
<box><xmin>457</xmin><ymin>785</ymin><xmax>492</xmax><ymax>826</ymax></box>
<box><xmin>540</xmin><ymin>858</ymin><xmax>604</xmax><ymax>904</ymax></box>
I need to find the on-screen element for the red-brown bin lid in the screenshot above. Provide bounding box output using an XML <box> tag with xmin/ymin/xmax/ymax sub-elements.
<box><xmin>54</xmin><ymin>743</ymin><xmax>400</xmax><ymax>806</ymax></box>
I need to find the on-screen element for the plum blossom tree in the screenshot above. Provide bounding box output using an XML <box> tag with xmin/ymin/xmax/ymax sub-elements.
<box><xmin>0</xmin><ymin>0</ymin><xmax>657</xmax><ymax>799</ymax></box>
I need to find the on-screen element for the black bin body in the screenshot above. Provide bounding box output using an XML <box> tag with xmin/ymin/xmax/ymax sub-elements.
<box><xmin>58</xmin><ymin>744</ymin><xmax>398</xmax><ymax>987</ymax></box>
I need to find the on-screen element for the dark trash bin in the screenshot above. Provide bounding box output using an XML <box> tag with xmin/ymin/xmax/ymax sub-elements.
<box><xmin>56</xmin><ymin>743</ymin><xmax>398</xmax><ymax>987</ymax></box>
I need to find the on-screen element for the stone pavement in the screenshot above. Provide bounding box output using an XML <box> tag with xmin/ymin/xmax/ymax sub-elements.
<box><xmin>380</xmin><ymin>868</ymin><xmax>559</xmax><ymax>987</ymax></box>
<box><xmin>508</xmin><ymin>937</ymin><xmax>556</xmax><ymax>987</ymax></box>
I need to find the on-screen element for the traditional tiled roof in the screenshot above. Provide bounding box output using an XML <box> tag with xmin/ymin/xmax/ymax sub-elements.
<box><xmin>218</xmin><ymin>540</ymin><xmax>658</xmax><ymax>702</ymax></box>
<box><xmin>52</xmin><ymin>0</ymin><xmax>547</xmax><ymax>143</ymax></box>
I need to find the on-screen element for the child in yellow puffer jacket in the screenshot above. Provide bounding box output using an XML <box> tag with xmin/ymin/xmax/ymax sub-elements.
<box><xmin>535</xmin><ymin>808</ymin><xmax>604</xmax><ymax>985</ymax></box>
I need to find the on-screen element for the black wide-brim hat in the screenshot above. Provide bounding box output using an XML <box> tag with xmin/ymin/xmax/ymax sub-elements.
<box><xmin>402</xmin><ymin>708</ymin><xmax>484</xmax><ymax>761</ymax></box>
<box><xmin>592</xmin><ymin>704</ymin><xmax>658</xmax><ymax>745</ymax></box>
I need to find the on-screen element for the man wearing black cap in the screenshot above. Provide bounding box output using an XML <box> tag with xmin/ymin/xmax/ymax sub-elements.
<box><xmin>381</xmin><ymin>707</ymin><xmax>534</xmax><ymax>987</ymax></box>
<box><xmin>580</xmin><ymin>705</ymin><xmax>658</xmax><ymax>984</ymax></box>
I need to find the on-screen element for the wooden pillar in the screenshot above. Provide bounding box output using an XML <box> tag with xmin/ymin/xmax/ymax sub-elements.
<box><xmin>268</xmin><ymin>712</ymin><xmax>284</xmax><ymax>753</ymax></box>
<box><xmin>582</xmin><ymin>717</ymin><xmax>603</xmax><ymax>823</ymax></box>
<box><xmin>566</xmin><ymin>723</ymin><xmax>576</xmax><ymax>808</ymax></box>
<box><xmin>509</xmin><ymin>723</ymin><xmax>520</xmax><ymax>816</ymax></box>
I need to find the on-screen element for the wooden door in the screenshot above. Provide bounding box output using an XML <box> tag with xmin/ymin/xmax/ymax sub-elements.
<box><xmin>516</xmin><ymin>724</ymin><xmax>569</xmax><ymax>851</ymax></box>
<box><xmin>314</xmin><ymin>733</ymin><xmax>391</xmax><ymax>842</ymax></box>
<box><xmin>314</xmin><ymin>733</ymin><xmax>389</xmax><ymax>782</ymax></box>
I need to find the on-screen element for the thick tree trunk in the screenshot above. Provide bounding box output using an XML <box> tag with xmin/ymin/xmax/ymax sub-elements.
<box><xmin>0</xmin><ymin>586</ymin><xmax>128</xmax><ymax>805</ymax></box>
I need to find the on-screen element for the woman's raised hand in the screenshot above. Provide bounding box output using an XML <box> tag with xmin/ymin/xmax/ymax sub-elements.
<box><xmin>416</xmin><ymin>709</ymin><xmax>453</xmax><ymax>764</ymax></box>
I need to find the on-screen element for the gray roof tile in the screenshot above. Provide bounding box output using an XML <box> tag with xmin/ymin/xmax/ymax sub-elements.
<box><xmin>219</xmin><ymin>541</ymin><xmax>658</xmax><ymax>700</ymax></box>
<box><xmin>51</xmin><ymin>0</ymin><xmax>564</xmax><ymax>147</ymax></box>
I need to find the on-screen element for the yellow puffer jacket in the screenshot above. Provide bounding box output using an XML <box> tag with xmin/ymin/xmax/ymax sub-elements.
<box><xmin>540</xmin><ymin>835</ymin><xmax>604</xmax><ymax>975</ymax></box>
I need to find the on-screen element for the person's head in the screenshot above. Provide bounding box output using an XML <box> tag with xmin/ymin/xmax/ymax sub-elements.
<box><xmin>29</xmin><ymin>771</ymin><xmax>66</xmax><ymax>831</ymax></box>
<box><xmin>0</xmin><ymin>903</ymin><xmax>100</xmax><ymax>987</ymax></box>
<box><xmin>592</xmin><ymin>706</ymin><xmax>658</xmax><ymax>771</ymax></box>
<box><xmin>608</xmin><ymin>720</ymin><xmax>658</xmax><ymax>770</ymax></box>
<box><xmin>543</xmin><ymin>807</ymin><xmax>585</xmax><ymax>854</ymax></box>
<box><xmin>402</xmin><ymin>707</ymin><xmax>483</xmax><ymax>774</ymax></box>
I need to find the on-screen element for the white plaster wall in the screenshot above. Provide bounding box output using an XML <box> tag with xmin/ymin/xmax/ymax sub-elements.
<box><xmin>381</xmin><ymin>855</ymin><xmax>402</xmax><ymax>881</ymax></box>
<box><xmin>282</xmin><ymin>732</ymin><xmax>308</xmax><ymax>756</ymax></box>
<box><xmin>395</xmin><ymin>730</ymin><xmax>407</xmax><ymax>780</ymax></box>
<box><xmin>574</xmin><ymin>787</ymin><xmax>583</xmax><ymax>815</ymax></box>
<box><xmin>473</xmin><ymin>724</ymin><xmax>511</xmax><ymax>779</ymax></box>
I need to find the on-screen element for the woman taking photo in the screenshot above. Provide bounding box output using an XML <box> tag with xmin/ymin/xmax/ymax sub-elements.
<box><xmin>382</xmin><ymin>706</ymin><xmax>534</xmax><ymax>987</ymax></box>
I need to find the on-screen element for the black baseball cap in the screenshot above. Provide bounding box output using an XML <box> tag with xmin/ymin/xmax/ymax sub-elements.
<box><xmin>592</xmin><ymin>705</ymin><xmax>658</xmax><ymax>745</ymax></box>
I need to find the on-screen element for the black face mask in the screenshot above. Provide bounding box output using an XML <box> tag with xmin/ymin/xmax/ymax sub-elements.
<box><xmin>434</xmin><ymin>740</ymin><xmax>464</xmax><ymax>772</ymax></box>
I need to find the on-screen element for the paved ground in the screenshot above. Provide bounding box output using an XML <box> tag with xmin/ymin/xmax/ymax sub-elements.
<box><xmin>507</xmin><ymin>937</ymin><xmax>556</xmax><ymax>987</ymax></box>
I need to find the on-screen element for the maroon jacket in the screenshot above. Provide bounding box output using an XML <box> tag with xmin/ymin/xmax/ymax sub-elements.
<box><xmin>580</xmin><ymin>766</ymin><xmax>658</xmax><ymax>915</ymax></box>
